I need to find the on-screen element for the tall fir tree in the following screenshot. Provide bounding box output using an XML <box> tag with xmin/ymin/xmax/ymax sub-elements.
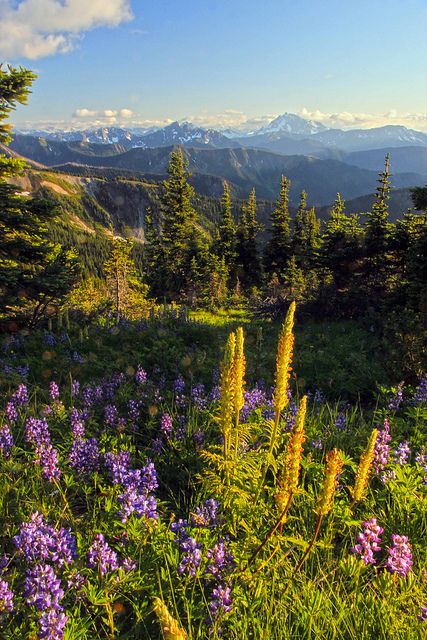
<box><xmin>158</xmin><ymin>147</ymin><xmax>198</xmax><ymax>298</ymax></box>
<box><xmin>364</xmin><ymin>154</ymin><xmax>394</xmax><ymax>299</ymax></box>
<box><xmin>239</xmin><ymin>188</ymin><xmax>262</xmax><ymax>289</ymax></box>
<box><xmin>0</xmin><ymin>65</ymin><xmax>78</xmax><ymax>325</ymax></box>
<box><xmin>292</xmin><ymin>190</ymin><xmax>321</xmax><ymax>269</ymax></box>
<box><xmin>215</xmin><ymin>180</ymin><xmax>236</xmax><ymax>270</ymax></box>
<box><xmin>321</xmin><ymin>193</ymin><xmax>364</xmax><ymax>308</ymax></box>
<box><xmin>264</xmin><ymin>175</ymin><xmax>292</xmax><ymax>279</ymax></box>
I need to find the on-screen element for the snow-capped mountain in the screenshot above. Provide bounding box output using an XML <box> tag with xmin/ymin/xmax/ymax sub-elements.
<box><xmin>312</xmin><ymin>125</ymin><xmax>427</xmax><ymax>151</ymax></box>
<box><xmin>139</xmin><ymin>121</ymin><xmax>241</xmax><ymax>149</ymax></box>
<box><xmin>15</xmin><ymin>127</ymin><xmax>147</xmax><ymax>149</ymax></box>
<box><xmin>256</xmin><ymin>112</ymin><xmax>328</xmax><ymax>137</ymax></box>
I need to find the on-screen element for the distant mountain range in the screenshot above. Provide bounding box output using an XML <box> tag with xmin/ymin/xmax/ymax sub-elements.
<box><xmin>15</xmin><ymin>112</ymin><xmax>427</xmax><ymax>156</ymax></box>
<box><xmin>5</xmin><ymin>136</ymin><xmax>427</xmax><ymax>205</ymax></box>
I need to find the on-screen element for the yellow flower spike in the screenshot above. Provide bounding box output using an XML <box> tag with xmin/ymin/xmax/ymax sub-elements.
<box><xmin>350</xmin><ymin>429</ymin><xmax>378</xmax><ymax>505</ymax></box>
<box><xmin>315</xmin><ymin>448</ymin><xmax>345</xmax><ymax>517</ymax></box>
<box><xmin>153</xmin><ymin>598</ymin><xmax>188</xmax><ymax>640</ymax></box>
<box><xmin>233</xmin><ymin>326</ymin><xmax>246</xmax><ymax>416</ymax></box>
<box><xmin>219</xmin><ymin>331</ymin><xmax>236</xmax><ymax>483</ymax></box>
<box><xmin>273</xmin><ymin>301</ymin><xmax>296</xmax><ymax>418</ymax></box>
<box><xmin>276</xmin><ymin>395</ymin><xmax>307</xmax><ymax>517</ymax></box>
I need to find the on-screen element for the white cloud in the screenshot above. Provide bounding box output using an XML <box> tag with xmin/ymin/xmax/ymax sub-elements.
<box><xmin>0</xmin><ymin>0</ymin><xmax>133</xmax><ymax>59</ymax></box>
<box><xmin>119</xmin><ymin>108</ymin><xmax>133</xmax><ymax>119</ymax></box>
<box><xmin>298</xmin><ymin>108</ymin><xmax>427</xmax><ymax>131</ymax></box>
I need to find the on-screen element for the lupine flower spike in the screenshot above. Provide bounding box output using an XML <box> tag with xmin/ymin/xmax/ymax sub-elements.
<box><xmin>153</xmin><ymin>597</ymin><xmax>188</xmax><ymax>640</ymax></box>
<box><xmin>350</xmin><ymin>429</ymin><xmax>378</xmax><ymax>507</ymax></box>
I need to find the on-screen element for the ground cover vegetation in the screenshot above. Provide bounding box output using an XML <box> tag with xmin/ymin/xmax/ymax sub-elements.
<box><xmin>0</xmin><ymin>65</ymin><xmax>426</xmax><ymax>640</ymax></box>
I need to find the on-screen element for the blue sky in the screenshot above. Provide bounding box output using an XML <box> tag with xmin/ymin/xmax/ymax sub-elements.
<box><xmin>1</xmin><ymin>0</ymin><xmax>427</xmax><ymax>130</ymax></box>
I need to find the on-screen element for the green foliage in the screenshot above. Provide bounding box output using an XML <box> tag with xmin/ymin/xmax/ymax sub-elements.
<box><xmin>0</xmin><ymin>66</ymin><xmax>78</xmax><ymax>325</ymax></box>
<box><xmin>264</xmin><ymin>175</ymin><xmax>292</xmax><ymax>279</ymax></box>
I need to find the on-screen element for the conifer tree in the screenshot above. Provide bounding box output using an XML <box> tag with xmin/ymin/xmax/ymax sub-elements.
<box><xmin>0</xmin><ymin>65</ymin><xmax>78</xmax><ymax>324</ymax></box>
<box><xmin>321</xmin><ymin>193</ymin><xmax>363</xmax><ymax>302</ymax></box>
<box><xmin>236</xmin><ymin>188</ymin><xmax>262</xmax><ymax>289</ymax></box>
<box><xmin>216</xmin><ymin>181</ymin><xmax>236</xmax><ymax>269</ymax></box>
<box><xmin>104</xmin><ymin>237</ymin><xmax>149</xmax><ymax>319</ymax></box>
<box><xmin>158</xmin><ymin>147</ymin><xmax>198</xmax><ymax>298</ymax></box>
<box><xmin>364</xmin><ymin>154</ymin><xmax>394</xmax><ymax>298</ymax></box>
<box><xmin>292</xmin><ymin>190</ymin><xmax>321</xmax><ymax>269</ymax></box>
<box><xmin>264</xmin><ymin>175</ymin><xmax>292</xmax><ymax>278</ymax></box>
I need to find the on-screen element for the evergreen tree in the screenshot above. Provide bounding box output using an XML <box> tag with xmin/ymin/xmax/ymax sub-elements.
<box><xmin>292</xmin><ymin>190</ymin><xmax>321</xmax><ymax>269</ymax></box>
<box><xmin>0</xmin><ymin>65</ymin><xmax>78</xmax><ymax>325</ymax></box>
<box><xmin>215</xmin><ymin>180</ymin><xmax>236</xmax><ymax>269</ymax></box>
<box><xmin>364</xmin><ymin>154</ymin><xmax>394</xmax><ymax>298</ymax></box>
<box><xmin>236</xmin><ymin>189</ymin><xmax>262</xmax><ymax>289</ymax></box>
<box><xmin>158</xmin><ymin>148</ymin><xmax>198</xmax><ymax>298</ymax></box>
<box><xmin>264</xmin><ymin>175</ymin><xmax>292</xmax><ymax>278</ymax></box>
<box><xmin>322</xmin><ymin>193</ymin><xmax>363</xmax><ymax>295</ymax></box>
<box><xmin>411</xmin><ymin>185</ymin><xmax>427</xmax><ymax>212</ymax></box>
<box><xmin>104</xmin><ymin>237</ymin><xmax>149</xmax><ymax>319</ymax></box>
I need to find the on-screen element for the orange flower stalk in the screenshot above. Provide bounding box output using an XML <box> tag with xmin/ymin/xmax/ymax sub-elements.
<box><xmin>315</xmin><ymin>448</ymin><xmax>345</xmax><ymax>517</ymax></box>
<box><xmin>350</xmin><ymin>429</ymin><xmax>378</xmax><ymax>506</ymax></box>
<box><xmin>153</xmin><ymin>598</ymin><xmax>188</xmax><ymax>640</ymax></box>
<box><xmin>276</xmin><ymin>395</ymin><xmax>307</xmax><ymax>519</ymax></box>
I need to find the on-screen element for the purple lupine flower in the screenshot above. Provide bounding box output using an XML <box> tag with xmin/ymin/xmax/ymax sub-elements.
<box><xmin>193</xmin><ymin>428</ymin><xmax>204</xmax><ymax>449</ymax></box>
<box><xmin>0</xmin><ymin>579</ymin><xmax>14</xmax><ymax>613</ymax></box>
<box><xmin>87</xmin><ymin>534</ymin><xmax>119</xmax><ymax>576</ymax></box>
<box><xmin>393</xmin><ymin>441</ymin><xmax>411</xmax><ymax>466</ymax></box>
<box><xmin>135</xmin><ymin>366</ymin><xmax>147</xmax><ymax>385</ymax></box>
<box><xmin>25</xmin><ymin>417</ymin><xmax>51</xmax><ymax>447</ymax></box>
<box><xmin>82</xmin><ymin>385</ymin><xmax>95</xmax><ymax>407</ymax></box>
<box><xmin>174</xmin><ymin>376</ymin><xmax>185</xmax><ymax>394</ymax></box>
<box><xmin>311</xmin><ymin>438</ymin><xmax>323</xmax><ymax>450</ymax></box>
<box><xmin>415</xmin><ymin>449</ymin><xmax>427</xmax><ymax>484</ymax></box>
<box><xmin>104</xmin><ymin>404</ymin><xmax>118</xmax><ymax>428</ymax></box>
<box><xmin>209</xmin><ymin>584</ymin><xmax>233</xmax><ymax>618</ymax></box>
<box><xmin>386</xmin><ymin>534</ymin><xmax>413</xmax><ymax>577</ymax></box>
<box><xmin>69</xmin><ymin>408</ymin><xmax>85</xmax><ymax>440</ymax></box>
<box><xmin>176</xmin><ymin>415</ymin><xmax>187</xmax><ymax>441</ymax></box>
<box><xmin>334</xmin><ymin>412</ymin><xmax>347</xmax><ymax>431</ymax></box>
<box><xmin>413</xmin><ymin>376</ymin><xmax>427</xmax><ymax>405</ymax></box>
<box><xmin>240</xmin><ymin>387</ymin><xmax>267</xmax><ymax>423</ymax></box>
<box><xmin>122</xmin><ymin>556</ymin><xmax>137</xmax><ymax>572</ymax></box>
<box><xmin>118</xmin><ymin>486</ymin><xmax>158</xmax><ymax>523</ymax></box>
<box><xmin>13</xmin><ymin>513</ymin><xmax>76</xmax><ymax>567</ymax></box>
<box><xmin>44</xmin><ymin>332</ymin><xmax>56</xmax><ymax>347</ymax></box>
<box><xmin>11</xmin><ymin>383</ymin><xmax>29</xmax><ymax>406</ymax></box>
<box><xmin>418</xmin><ymin>605</ymin><xmax>427</xmax><ymax>622</ymax></box>
<box><xmin>284</xmin><ymin>401</ymin><xmax>298</xmax><ymax>432</ymax></box>
<box><xmin>210</xmin><ymin>384</ymin><xmax>221</xmax><ymax>403</ymax></box>
<box><xmin>35</xmin><ymin>443</ymin><xmax>61</xmax><ymax>482</ymax></box>
<box><xmin>170</xmin><ymin>518</ymin><xmax>190</xmax><ymax>546</ymax></box>
<box><xmin>178</xmin><ymin>537</ymin><xmax>202</xmax><ymax>576</ymax></box>
<box><xmin>71</xmin><ymin>380</ymin><xmax>80</xmax><ymax>397</ymax></box>
<box><xmin>191</xmin><ymin>384</ymin><xmax>207</xmax><ymax>410</ymax></box>
<box><xmin>205</xmin><ymin>541</ymin><xmax>234</xmax><ymax>578</ymax></box>
<box><xmin>151</xmin><ymin>437</ymin><xmax>163</xmax><ymax>455</ymax></box>
<box><xmin>69</xmin><ymin>438</ymin><xmax>99</xmax><ymax>475</ymax></box>
<box><xmin>4</xmin><ymin>402</ymin><xmax>18</xmax><ymax>424</ymax></box>
<box><xmin>160</xmin><ymin>413</ymin><xmax>173</xmax><ymax>438</ymax></box>
<box><xmin>49</xmin><ymin>382</ymin><xmax>60</xmax><ymax>402</ymax></box>
<box><xmin>104</xmin><ymin>450</ymin><xmax>132</xmax><ymax>485</ymax></box>
<box><xmin>191</xmin><ymin>499</ymin><xmax>219</xmax><ymax>528</ymax></box>
<box><xmin>38</xmin><ymin>608</ymin><xmax>68</xmax><ymax>640</ymax></box>
<box><xmin>351</xmin><ymin>517</ymin><xmax>383</xmax><ymax>565</ymax></box>
<box><xmin>388</xmin><ymin>382</ymin><xmax>404</xmax><ymax>411</ymax></box>
<box><xmin>16</xmin><ymin>364</ymin><xmax>30</xmax><ymax>378</ymax></box>
<box><xmin>0</xmin><ymin>555</ymin><xmax>10</xmax><ymax>574</ymax></box>
<box><xmin>0</xmin><ymin>423</ymin><xmax>13</xmax><ymax>458</ymax></box>
<box><xmin>66</xmin><ymin>571</ymin><xmax>86</xmax><ymax>595</ymax></box>
<box><xmin>24</xmin><ymin>564</ymin><xmax>64</xmax><ymax>611</ymax></box>
<box><xmin>128</xmin><ymin>399</ymin><xmax>141</xmax><ymax>423</ymax></box>
<box><xmin>373</xmin><ymin>418</ymin><xmax>392</xmax><ymax>475</ymax></box>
